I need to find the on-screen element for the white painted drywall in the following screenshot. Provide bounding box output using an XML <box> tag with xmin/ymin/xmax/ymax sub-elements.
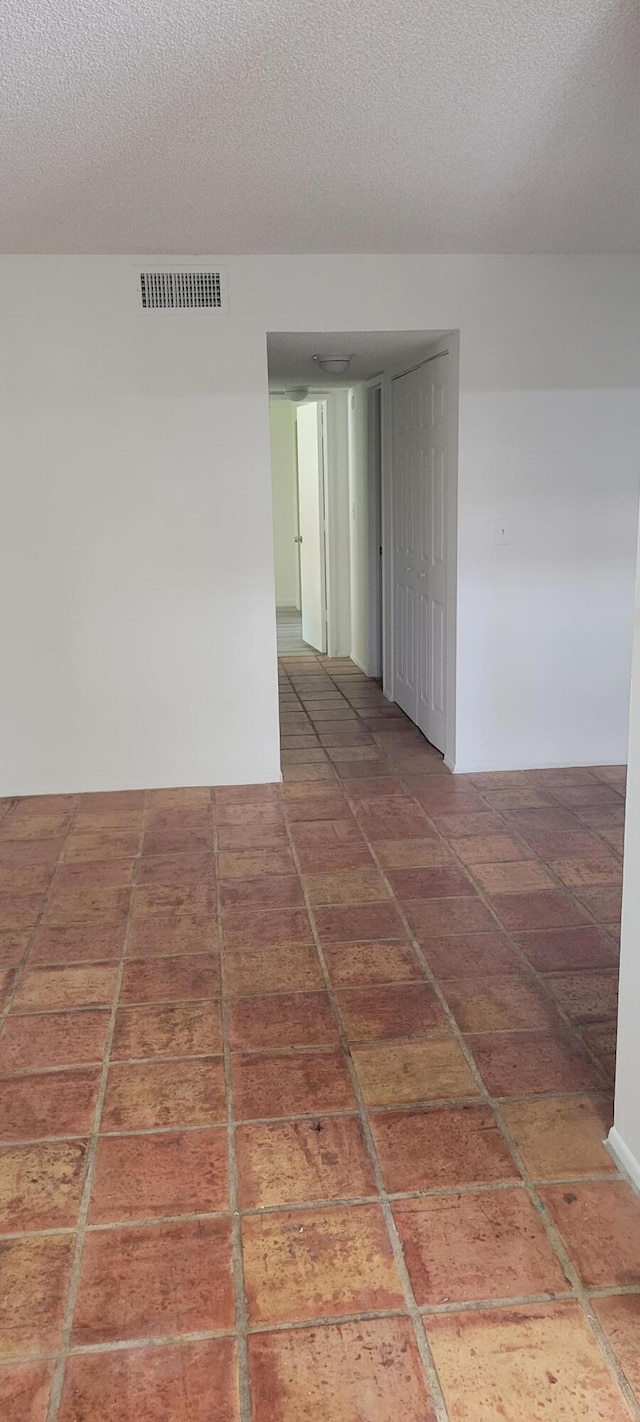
<box><xmin>0</xmin><ymin>255</ymin><xmax>639</xmax><ymax>793</ymax></box>
<box><xmin>269</xmin><ymin>400</ymin><xmax>300</xmax><ymax>609</ymax></box>
<box><xmin>610</xmin><ymin>514</ymin><xmax>640</xmax><ymax>1189</ymax></box>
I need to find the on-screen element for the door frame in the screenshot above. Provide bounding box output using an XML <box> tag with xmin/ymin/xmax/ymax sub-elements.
<box><xmin>381</xmin><ymin>330</ymin><xmax>459</xmax><ymax>769</ymax></box>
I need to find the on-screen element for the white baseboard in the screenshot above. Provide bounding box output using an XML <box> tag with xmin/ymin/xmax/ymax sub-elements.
<box><xmin>444</xmin><ymin>754</ymin><xmax>456</xmax><ymax>772</ymax></box>
<box><xmin>607</xmin><ymin>1126</ymin><xmax>640</xmax><ymax>1192</ymax></box>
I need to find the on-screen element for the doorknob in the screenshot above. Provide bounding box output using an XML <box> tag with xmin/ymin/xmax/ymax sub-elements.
<box><xmin>294</xmin><ymin>536</ymin><xmax>303</xmax><ymax>544</ymax></box>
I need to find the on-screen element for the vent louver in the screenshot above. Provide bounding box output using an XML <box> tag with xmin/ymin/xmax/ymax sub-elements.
<box><xmin>140</xmin><ymin>271</ymin><xmax>224</xmax><ymax>310</ymax></box>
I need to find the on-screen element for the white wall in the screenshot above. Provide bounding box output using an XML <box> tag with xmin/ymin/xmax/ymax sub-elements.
<box><xmin>0</xmin><ymin>255</ymin><xmax>639</xmax><ymax>793</ymax></box>
<box><xmin>269</xmin><ymin>400</ymin><xmax>299</xmax><ymax>609</ymax></box>
<box><xmin>610</xmin><ymin>514</ymin><xmax>640</xmax><ymax>1188</ymax></box>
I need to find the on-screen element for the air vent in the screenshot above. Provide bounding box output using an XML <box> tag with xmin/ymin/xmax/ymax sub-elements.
<box><xmin>139</xmin><ymin>270</ymin><xmax>225</xmax><ymax>310</ymax></box>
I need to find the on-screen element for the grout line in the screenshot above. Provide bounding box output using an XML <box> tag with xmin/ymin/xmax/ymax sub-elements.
<box><xmin>214</xmin><ymin>792</ymin><xmax>253</xmax><ymax>1422</ymax></box>
<box><xmin>43</xmin><ymin>808</ymin><xmax>144</xmax><ymax>1422</ymax></box>
<box><xmin>282</xmin><ymin>809</ymin><xmax>452</xmax><ymax>1422</ymax></box>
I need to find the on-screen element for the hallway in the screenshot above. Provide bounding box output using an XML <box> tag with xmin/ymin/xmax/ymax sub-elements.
<box><xmin>0</xmin><ymin>657</ymin><xmax>637</xmax><ymax>1420</ymax></box>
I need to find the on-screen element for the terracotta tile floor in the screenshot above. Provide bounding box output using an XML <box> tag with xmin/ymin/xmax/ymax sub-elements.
<box><xmin>0</xmin><ymin>654</ymin><xmax>637</xmax><ymax>1420</ymax></box>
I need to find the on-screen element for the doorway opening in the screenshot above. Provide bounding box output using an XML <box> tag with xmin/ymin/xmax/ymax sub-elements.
<box><xmin>267</xmin><ymin>329</ymin><xmax>460</xmax><ymax>764</ymax></box>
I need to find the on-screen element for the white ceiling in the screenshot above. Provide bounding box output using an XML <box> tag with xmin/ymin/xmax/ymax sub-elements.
<box><xmin>2</xmin><ymin>0</ymin><xmax>639</xmax><ymax>254</ymax></box>
<box><xmin>267</xmin><ymin>331</ymin><xmax>447</xmax><ymax>388</ymax></box>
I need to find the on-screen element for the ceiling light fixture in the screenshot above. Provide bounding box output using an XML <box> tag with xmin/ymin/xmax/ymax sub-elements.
<box><xmin>313</xmin><ymin>354</ymin><xmax>353</xmax><ymax>375</ymax></box>
<box><xmin>286</xmin><ymin>386</ymin><xmax>309</xmax><ymax>402</ymax></box>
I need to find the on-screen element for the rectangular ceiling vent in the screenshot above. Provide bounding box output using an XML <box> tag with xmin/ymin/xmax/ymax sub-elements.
<box><xmin>139</xmin><ymin>270</ymin><xmax>226</xmax><ymax>311</ymax></box>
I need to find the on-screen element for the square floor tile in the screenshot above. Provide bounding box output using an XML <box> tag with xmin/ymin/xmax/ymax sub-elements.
<box><xmin>63</xmin><ymin>831</ymin><xmax>139</xmax><ymax>863</ymax></box>
<box><xmin>469</xmin><ymin>861</ymin><xmax>555</xmax><ymax>893</ymax></box>
<box><xmin>231</xmin><ymin>1049</ymin><xmax>356</xmax><ymax>1120</ymax></box>
<box><xmin>335</xmin><ymin>983</ymin><xmax>446</xmax><ymax>1042</ymax></box>
<box><xmin>404</xmin><ymin>898</ymin><xmax>496</xmax><ymax>936</ymax></box>
<box><xmin>295</xmin><ymin>842</ymin><xmax>375</xmax><ymax>872</ymax></box>
<box><xmin>440</xmin><ymin>976</ymin><xmax>559</xmax><ymax>1033</ymax></box>
<box><xmin>500</xmin><ymin>1094</ymin><xmax>615</xmax><ymax>1179</ymax></box>
<box><xmin>303</xmin><ymin>868</ymin><xmax>390</xmax><ymax>904</ymax></box>
<box><xmin>120</xmin><ymin>955</ymin><xmax>220</xmax><ymax>1004</ymax></box>
<box><xmin>425</xmin><ymin>1301</ymin><xmax>631</xmax><ymax>1421</ymax></box>
<box><xmin>323</xmin><ymin>939</ymin><xmax>423</xmax><ymax>987</ymax></box>
<box><xmin>312</xmin><ymin>902</ymin><xmax>405</xmax><ymax>942</ymax></box>
<box><xmin>544</xmin><ymin>970</ymin><xmax>619</xmax><ymax>1024</ymax></box>
<box><xmin>453</xmin><ymin>834</ymin><xmax>535</xmax><ymax>865</ymax></box>
<box><xmin>218</xmin><ymin>849</ymin><xmax>295</xmax><ymax>879</ymax></box>
<box><xmin>353</xmin><ymin>1039</ymin><xmax>479</xmax><ymax>1107</ymax></box>
<box><xmin>375</xmin><ymin>838</ymin><xmax>454</xmax><ymax>868</ymax></box>
<box><xmin>53</xmin><ymin>864</ymin><xmax>133</xmax><ymax>898</ymax></box>
<box><xmin>417</xmin><ymin>932</ymin><xmax>521</xmax><ymax>977</ymax></box>
<box><xmin>0</xmin><ymin>1068</ymin><xmax>100</xmax><ymax>1141</ymax></box>
<box><xmin>111</xmin><ymin>1001</ymin><xmax>222</xmax><ymax>1060</ymax></box>
<box><xmin>242</xmin><ymin>1204</ymin><xmax>403</xmax><ymax>1325</ymax></box>
<box><xmin>43</xmin><ymin>887</ymin><xmax>130</xmax><ymax>927</ymax></box>
<box><xmin>0</xmin><ymin>1009</ymin><xmax>110</xmax><ymax>1073</ymax></box>
<box><xmin>0</xmin><ymin>929</ymin><xmax>30</xmax><ymax>967</ymax></box>
<box><xmin>386</xmin><ymin>866</ymin><xmax>475</xmax><ymax>900</ymax></box>
<box><xmin>217</xmin><ymin>824</ymin><xmax>289</xmax><ymax>850</ymax></box>
<box><xmin>0</xmin><ymin>1360</ymin><xmax>52</xmax><ymax>1421</ymax></box>
<box><xmin>394</xmin><ymin>1188</ymin><xmax>568</xmax><ymax>1305</ymax></box>
<box><xmin>592</xmin><ymin>1295</ymin><xmax>640</xmax><ymax>1397</ymax></box>
<box><xmin>514</xmin><ymin>926</ymin><xmax>618</xmax><ymax>972</ymax></box>
<box><xmin>222</xmin><ymin>907</ymin><xmax>313</xmax><ymax>949</ymax></box>
<box><xmin>126</xmin><ymin>915</ymin><xmax>218</xmax><ymax>958</ymax></box>
<box><xmin>132</xmin><ymin>886</ymin><xmax>215</xmax><ymax>920</ymax></box>
<box><xmin>101</xmin><ymin>1057</ymin><xmax>226</xmax><ymax>1130</ymax></box>
<box><xmin>72</xmin><ymin>1218</ymin><xmax>234</xmax><ymax>1345</ymax></box>
<box><xmin>487</xmin><ymin>891</ymin><xmax>589</xmax><ymax>932</ymax></box>
<box><xmin>248</xmin><ymin>1318</ymin><xmax>436</xmax><ymax>1422</ymax></box>
<box><xmin>371</xmin><ymin>1104</ymin><xmax>519</xmax><ymax>1192</ymax></box>
<box><xmin>550</xmin><ymin>855</ymin><xmax>622</xmax><ymax>888</ymax></box>
<box><xmin>574</xmin><ymin>885</ymin><xmax>622</xmax><ymax>924</ymax></box>
<box><xmin>0</xmin><ymin>863</ymin><xmax>55</xmax><ymax>895</ymax></box>
<box><xmin>236</xmin><ymin>1116</ymin><xmax>375</xmax><ymax>1208</ymax></box>
<box><xmin>229</xmin><ymin>992</ymin><xmax>337</xmax><ymax>1051</ymax></box>
<box><xmin>220</xmin><ymin>876</ymin><xmax>304</xmax><ymax>909</ymax></box>
<box><xmin>0</xmin><ymin>894</ymin><xmax>45</xmax><ymax>929</ymax></box>
<box><xmin>89</xmin><ymin>1127</ymin><xmax>229</xmax><ymax>1222</ymax></box>
<box><xmin>468</xmin><ymin>1029</ymin><xmax>604</xmax><ymax>1096</ymax></box>
<box><xmin>223</xmin><ymin>944</ymin><xmax>324</xmax><ymax>996</ymax></box>
<box><xmin>540</xmin><ymin>1179</ymin><xmax>640</xmax><ymax>1286</ymax></box>
<box><xmin>0</xmin><ymin>1234</ymin><xmax>74</xmax><ymax>1356</ymax></box>
<box><xmin>29</xmin><ymin>924</ymin><xmax>127</xmax><ymax>964</ymax></box>
<box><xmin>59</xmin><ymin>1338</ymin><xmax>239</xmax><ymax>1422</ymax></box>
<box><xmin>136</xmin><ymin>852</ymin><xmax>215</xmax><ymax>889</ymax></box>
<box><xmin>358</xmin><ymin>807</ymin><xmax>433</xmax><ymax>841</ymax></box>
<box><xmin>12</xmin><ymin>965</ymin><xmax>118</xmax><ymax>1013</ymax></box>
<box><xmin>0</xmin><ymin>1139</ymin><xmax>87</xmax><ymax>1231</ymax></box>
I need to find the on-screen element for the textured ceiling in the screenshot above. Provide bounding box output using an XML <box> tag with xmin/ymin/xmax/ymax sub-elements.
<box><xmin>2</xmin><ymin>0</ymin><xmax>639</xmax><ymax>254</ymax></box>
<box><xmin>267</xmin><ymin>331</ymin><xmax>446</xmax><ymax>388</ymax></box>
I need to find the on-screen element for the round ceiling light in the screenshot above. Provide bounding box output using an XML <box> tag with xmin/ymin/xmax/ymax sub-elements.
<box><xmin>313</xmin><ymin>354</ymin><xmax>353</xmax><ymax>375</ymax></box>
<box><xmin>286</xmin><ymin>386</ymin><xmax>309</xmax><ymax>402</ymax></box>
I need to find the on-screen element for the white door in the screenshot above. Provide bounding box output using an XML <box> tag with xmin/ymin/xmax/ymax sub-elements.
<box><xmin>296</xmin><ymin>401</ymin><xmax>327</xmax><ymax>653</ymax></box>
<box><xmin>392</xmin><ymin>353</ymin><xmax>448</xmax><ymax>752</ymax></box>
<box><xmin>391</xmin><ymin>368</ymin><xmax>419</xmax><ymax>720</ymax></box>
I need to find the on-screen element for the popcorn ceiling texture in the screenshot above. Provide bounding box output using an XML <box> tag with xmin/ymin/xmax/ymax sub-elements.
<box><xmin>1</xmin><ymin>0</ymin><xmax>638</xmax><ymax>254</ymax></box>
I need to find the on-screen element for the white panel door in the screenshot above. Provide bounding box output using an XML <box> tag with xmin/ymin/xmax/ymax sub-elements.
<box><xmin>392</xmin><ymin>354</ymin><xmax>448</xmax><ymax>752</ymax></box>
<box><xmin>391</xmin><ymin>368</ymin><xmax>419</xmax><ymax>720</ymax></box>
<box><xmin>416</xmin><ymin>352</ymin><xmax>448</xmax><ymax>752</ymax></box>
<box><xmin>296</xmin><ymin>401</ymin><xmax>327</xmax><ymax>653</ymax></box>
